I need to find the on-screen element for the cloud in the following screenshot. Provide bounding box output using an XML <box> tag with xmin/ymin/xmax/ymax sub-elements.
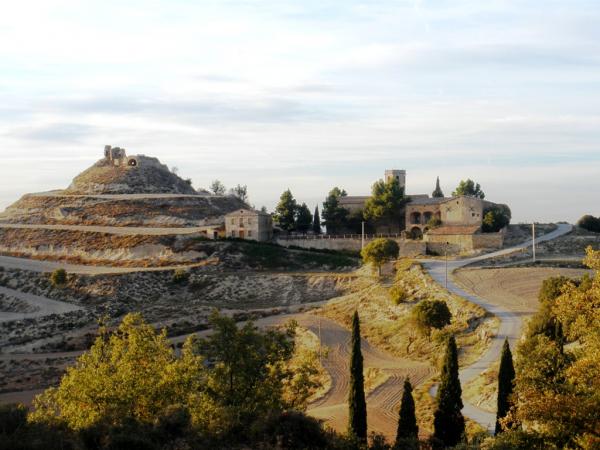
<box><xmin>6</xmin><ymin>123</ymin><xmax>96</xmax><ymax>143</ymax></box>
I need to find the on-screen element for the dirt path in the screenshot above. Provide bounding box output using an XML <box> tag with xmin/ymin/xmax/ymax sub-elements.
<box><xmin>420</xmin><ymin>223</ymin><xmax>573</xmax><ymax>431</ymax></box>
<box><xmin>0</xmin><ymin>223</ymin><xmax>215</xmax><ymax>236</ymax></box>
<box><xmin>0</xmin><ymin>286</ymin><xmax>82</xmax><ymax>323</ymax></box>
<box><xmin>255</xmin><ymin>314</ymin><xmax>433</xmax><ymax>440</ymax></box>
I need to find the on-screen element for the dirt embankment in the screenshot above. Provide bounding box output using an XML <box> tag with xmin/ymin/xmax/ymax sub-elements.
<box><xmin>0</xmin><ymin>194</ymin><xmax>247</xmax><ymax>227</ymax></box>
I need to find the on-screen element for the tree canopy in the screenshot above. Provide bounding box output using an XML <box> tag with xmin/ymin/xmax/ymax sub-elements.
<box><xmin>312</xmin><ymin>205</ymin><xmax>321</xmax><ymax>234</ymax></box>
<box><xmin>363</xmin><ymin>178</ymin><xmax>408</xmax><ymax>231</ymax></box>
<box><xmin>433</xmin><ymin>335</ymin><xmax>464</xmax><ymax>447</ymax></box>
<box><xmin>209</xmin><ymin>179</ymin><xmax>226</xmax><ymax>195</ymax></box>
<box><xmin>577</xmin><ymin>214</ymin><xmax>600</xmax><ymax>233</ymax></box>
<box><xmin>482</xmin><ymin>204</ymin><xmax>512</xmax><ymax>232</ymax></box>
<box><xmin>322</xmin><ymin>187</ymin><xmax>348</xmax><ymax>234</ymax></box>
<box><xmin>432</xmin><ymin>176</ymin><xmax>444</xmax><ymax>198</ymax></box>
<box><xmin>360</xmin><ymin>238</ymin><xmax>399</xmax><ymax>275</ymax></box>
<box><xmin>296</xmin><ymin>203</ymin><xmax>313</xmax><ymax>233</ymax></box>
<box><xmin>411</xmin><ymin>299</ymin><xmax>452</xmax><ymax>339</ymax></box>
<box><xmin>274</xmin><ymin>189</ymin><xmax>298</xmax><ymax>232</ymax></box>
<box><xmin>30</xmin><ymin>312</ymin><xmax>322</xmax><ymax>445</ymax></box>
<box><xmin>348</xmin><ymin>311</ymin><xmax>367</xmax><ymax>441</ymax></box>
<box><xmin>229</xmin><ymin>184</ymin><xmax>248</xmax><ymax>202</ymax></box>
<box><xmin>452</xmin><ymin>179</ymin><xmax>485</xmax><ymax>199</ymax></box>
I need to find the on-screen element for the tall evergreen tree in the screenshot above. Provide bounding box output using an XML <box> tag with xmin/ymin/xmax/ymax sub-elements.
<box><xmin>274</xmin><ymin>189</ymin><xmax>298</xmax><ymax>232</ymax></box>
<box><xmin>296</xmin><ymin>203</ymin><xmax>313</xmax><ymax>233</ymax></box>
<box><xmin>433</xmin><ymin>335</ymin><xmax>464</xmax><ymax>447</ymax></box>
<box><xmin>348</xmin><ymin>311</ymin><xmax>367</xmax><ymax>441</ymax></box>
<box><xmin>495</xmin><ymin>339</ymin><xmax>515</xmax><ymax>435</ymax></box>
<box><xmin>395</xmin><ymin>378</ymin><xmax>418</xmax><ymax>444</ymax></box>
<box><xmin>312</xmin><ymin>206</ymin><xmax>321</xmax><ymax>234</ymax></box>
<box><xmin>432</xmin><ymin>176</ymin><xmax>444</xmax><ymax>198</ymax></box>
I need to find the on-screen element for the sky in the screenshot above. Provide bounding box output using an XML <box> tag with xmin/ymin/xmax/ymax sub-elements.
<box><xmin>1</xmin><ymin>0</ymin><xmax>600</xmax><ymax>223</ymax></box>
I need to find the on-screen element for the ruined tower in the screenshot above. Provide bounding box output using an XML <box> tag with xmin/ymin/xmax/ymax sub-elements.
<box><xmin>385</xmin><ymin>169</ymin><xmax>406</xmax><ymax>189</ymax></box>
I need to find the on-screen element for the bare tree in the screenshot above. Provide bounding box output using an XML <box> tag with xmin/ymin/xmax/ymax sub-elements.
<box><xmin>210</xmin><ymin>180</ymin><xmax>226</xmax><ymax>195</ymax></box>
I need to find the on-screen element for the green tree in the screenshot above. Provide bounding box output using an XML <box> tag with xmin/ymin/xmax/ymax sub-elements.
<box><xmin>296</xmin><ymin>202</ymin><xmax>313</xmax><ymax>234</ymax></box>
<box><xmin>348</xmin><ymin>311</ymin><xmax>367</xmax><ymax>441</ymax></box>
<box><xmin>452</xmin><ymin>179</ymin><xmax>485</xmax><ymax>199</ymax></box>
<box><xmin>363</xmin><ymin>178</ymin><xmax>408</xmax><ymax>232</ymax></box>
<box><xmin>230</xmin><ymin>184</ymin><xmax>248</xmax><ymax>202</ymax></box>
<box><xmin>482</xmin><ymin>205</ymin><xmax>512</xmax><ymax>232</ymax></box>
<box><xmin>322</xmin><ymin>187</ymin><xmax>348</xmax><ymax>234</ymax></box>
<box><xmin>395</xmin><ymin>378</ymin><xmax>418</xmax><ymax>444</ymax></box>
<box><xmin>50</xmin><ymin>268</ymin><xmax>67</xmax><ymax>287</ymax></box>
<box><xmin>577</xmin><ymin>214</ymin><xmax>600</xmax><ymax>233</ymax></box>
<box><xmin>209</xmin><ymin>179</ymin><xmax>226</xmax><ymax>195</ymax></box>
<box><xmin>433</xmin><ymin>335</ymin><xmax>464</xmax><ymax>447</ymax></box>
<box><xmin>360</xmin><ymin>238</ymin><xmax>399</xmax><ymax>275</ymax></box>
<box><xmin>274</xmin><ymin>189</ymin><xmax>298</xmax><ymax>232</ymax></box>
<box><xmin>495</xmin><ymin>339</ymin><xmax>515</xmax><ymax>435</ymax></box>
<box><xmin>30</xmin><ymin>313</ymin><xmax>204</xmax><ymax>430</ymax></box>
<box><xmin>312</xmin><ymin>205</ymin><xmax>321</xmax><ymax>234</ymax></box>
<box><xmin>411</xmin><ymin>300</ymin><xmax>452</xmax><ymax>339</ymax></box>
<box><xmin>432</xmin><ymin>176</ymin><xmax>444</xmax><ymax>198</ymax></box>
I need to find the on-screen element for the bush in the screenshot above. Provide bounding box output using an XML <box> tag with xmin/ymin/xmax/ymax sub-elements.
<box><xmin>389</xmin><ymin>285</ymin><xmax>408</xmax><ymax>305</ymax></box>
<box><xmin>50</xmin><ymin>268</ymin><xmax>67</xmax><ymax>287</ymax></box>
<box><xmin>577</xmin><ymin>214</ymin><xmax>600</xmax><ymax>233</ymax></box>
<box><xmin>171</xmin><ymin>269</ymin><xmax>189</xmax><ymax>284</ymax></box>
<box><xmin>411</xmin><ymin>300</ymin><xmax>452</xmax><ymax>338</ymax></box>
<box><xmin>0</xmin><ymin>403</ymin><xmax>27</xmax><ymax>435</ymax></box>
<box><xmin>482</xmin><ymin>204</ymin><xmax>511</xmax><ymax>232</ymax></box>
<box><xmin>427</xmin><ymin>216</ymin><xmax>442</xmax><ymax>229</ymax></box>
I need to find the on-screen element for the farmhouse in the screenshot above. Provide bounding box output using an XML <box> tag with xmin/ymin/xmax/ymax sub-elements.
<box><xmin>225</xmin><ymin>209</ymin><xmax>273</xmax><ymax>242</ymax></box>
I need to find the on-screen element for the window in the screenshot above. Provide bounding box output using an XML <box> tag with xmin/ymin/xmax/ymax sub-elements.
<box><xmin>231</xmin><ymin>218</ymin><xmax>235</xmax><ymax>225</ymax></box>
<box><xmin>247</xmin><ymin>230</ymin><xmax>252</xmax><ymax>237</ymax></box>
<box><xmin>230</xmin><ymin>231</ymin><xmax>235</xmax><ymax>237</ymax></box>
<box><xmin>248</xmin><ymin>217</ymin><xmax>252</xmax><ymax>225</ymax></box>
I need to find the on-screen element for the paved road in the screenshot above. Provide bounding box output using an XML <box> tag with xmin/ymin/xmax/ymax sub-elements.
<box><xmin>0</xmin><ymin>286</ymin><xmax>82</xmax><ymax>323</ymax></box>
<box><xmin>421</xmin><ymin>223</ymin><xmax>573</xmax><ymax>431</ymax></box>
<box><xmin>0</xmin><ymin>223</ymin><xmax>217</xmax><ymax>236</ymax></box>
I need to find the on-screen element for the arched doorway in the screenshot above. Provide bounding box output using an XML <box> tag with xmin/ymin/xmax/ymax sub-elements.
<box><xmin>410</xmin><ymin>227</ymin><xmax>423</xmax><ymax>240</ymax></box>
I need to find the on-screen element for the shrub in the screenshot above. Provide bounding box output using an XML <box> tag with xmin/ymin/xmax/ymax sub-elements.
<box><xmin>411</xmin><ymin>300</ymin><xmax>452</xmax><ymax>339</ymax></box>
<box><xmin>50</xmin><ymin>268</ymin><xmax>67</xmax><ymax>287</ymax></box>
<box><xmin>577</xmin><ymin>214</ymin><xmax>600</xmax><ymax>233</ymax></box>
<box><xmin>171</xmin><ymin>269</ymin><xmax>189</xmax><ymax>284</ymax></box>
<box><xmin>482</xmin><ymin>204</ymin><xmax>512</xmax><ymax>232</ymax></box>
<box><xmin>427</xmin><ymin>216</ymin><xmax>442</xmax><ymax>229</ymax></box>
<box><xmin>389</xmin><ymin>286</ymin><xmax>408</xmax><ymax>305</ymax></box>
<box><xmin>0</xmin><ymin>403</ymin><xmax>27</xmax><ymax>434</ymax></box>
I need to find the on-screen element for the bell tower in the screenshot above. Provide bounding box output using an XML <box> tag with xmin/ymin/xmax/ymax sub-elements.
<box><xmin>384</xmin><ymin>169</ymin><xmax>406</xmax><ymax>189</ymax></box>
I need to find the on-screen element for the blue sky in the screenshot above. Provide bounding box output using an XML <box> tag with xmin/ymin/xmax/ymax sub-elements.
<box><xmin>1</xmin><ymin>0</ymin><xmax>600</xmax><ymax>222</ymax></box>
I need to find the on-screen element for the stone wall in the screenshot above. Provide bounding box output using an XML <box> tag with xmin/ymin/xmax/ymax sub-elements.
<box><xmin>276</xmin><ymin>236</ymin><xmax>426</xmax><ymax>257</ymax></box>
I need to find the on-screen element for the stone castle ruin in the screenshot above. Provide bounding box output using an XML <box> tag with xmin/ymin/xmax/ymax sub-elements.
<box><xmin>103</xmin><ymin>145</ymin><xmax>168</xmax><ymax>171</ymax></box>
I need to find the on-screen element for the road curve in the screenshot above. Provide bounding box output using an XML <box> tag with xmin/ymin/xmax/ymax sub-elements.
<box><xmin>0</xmin><ymin>286</ymin><xmax>82</xmax><ymax>323</ymax></box>
<box><xmin>420</xmin><ymin>223</ymin><xmax>573</xmax><ymax>431</ymax></box>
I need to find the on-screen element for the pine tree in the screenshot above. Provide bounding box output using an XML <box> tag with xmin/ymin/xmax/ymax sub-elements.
<box><xmin>312</xmin><ymin>206</ymin><xmax>321</xmax><ymax>234</ymax></box>
<box><xmin>495</xmin><ymin>339</ymin><xmax>515</xmax><ymax>435</ymax></box>
<box><xmin>348</xmin><ymin>311</ymin><xmax>367</xmax><ymax>441</ymax></box>
<box><xmin>274</xmin><ymin>189</ymin><xmax>298</xmax><ymax>232</ymax></box>
<box><xmin>296</xmin><ymin>203</ymin><xmax>313</xmax><ymax>233</ymax></box>
<box><xmin>433</xmin><ymin>335</ymin><xmax>464</xmax><ymax>447</ymax></box>
<box><xmin>432</xmin><ymin>176</ymin><xmax>444</xmax><ymax>198</ymax></box>
<box><xmin>395</xmin><ymin>378</ymin><xmax>418</xmax><ymax>444</ymax></box>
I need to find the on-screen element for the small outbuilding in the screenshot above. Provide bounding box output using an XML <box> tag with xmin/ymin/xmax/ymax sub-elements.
<box><xmin>225</xmin><ymin>209</ymin><xmax>273</xmax><ymax>242</ymax></box>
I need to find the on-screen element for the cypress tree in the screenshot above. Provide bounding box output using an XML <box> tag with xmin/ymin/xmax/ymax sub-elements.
<box><xmin>395</xmin><ymin>378</ymin><xmax>418</xmax><ymax>444</ymax></box>
<box><xmin>432</xmin><ymin>176</ymin><xmax>444</xmax><ymax>198</ymax></box>
<box><xmin>348</xmin><ymin>311</ymin><xmax>367</xmax><ymax>441</ymax></box>
<box><xmin>433</xmin><ymin>335</ymin><xmax>464</xmax><ymax>447</ymax></box>
<box><xmin>313</xmin><ymin>206</ymin><xmax>321</xmax><ymax>234</ymax></box>
<box><xmin>495</xmin><ymin>339</ymin><xmax>515</xmax><ymax>435</ymax></box>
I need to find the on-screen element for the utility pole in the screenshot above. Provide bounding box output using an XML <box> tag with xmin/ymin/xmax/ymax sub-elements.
<box><xmin>532</xmin><ymin>222</ymin><xmax>536</xmax><ymax>263</ymax></box>
<box><xmin>445</xmin><ymin>242</ymin><xmax>449</xmax><ymax>289</ymax></box>
<box><xmin>361</xmin><ymin>221</ymin><xmax>365</xmax><ymax>250</ymax></box>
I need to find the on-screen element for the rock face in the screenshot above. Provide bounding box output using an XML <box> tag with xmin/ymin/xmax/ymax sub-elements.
<box><xmin>65</xmin><ymin>155</ymin><xmax>197</xmax><ymax>195</ymax></box>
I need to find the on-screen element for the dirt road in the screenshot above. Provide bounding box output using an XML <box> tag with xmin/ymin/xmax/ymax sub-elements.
<box><xmin>0</xmin><ymin>223</ymin><xmax>215</xmax><ymax>236</ymax></box>
<box><xmin>421</xmin><ymin>223</ymin><xmax>573</xmax><ymax>431</ymax></box>
<box><xmin>0</xmin><ymin>286</ymin><xmax>82</xmax><ymax>323</ymax></box>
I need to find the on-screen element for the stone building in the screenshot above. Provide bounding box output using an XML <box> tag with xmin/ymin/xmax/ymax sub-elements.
<box><xmin>225</xmin><ymin>209</ymin><xmax>273</xmax><ymax>242</ymax></box>
<box><xmin>102</xmin><ymin>145</ymin><xmax>168</xmax><ymax>171</ymax></box>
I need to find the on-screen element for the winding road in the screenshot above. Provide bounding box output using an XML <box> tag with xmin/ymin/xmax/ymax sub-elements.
<box><xmin>0</xmin><ymin>223</ymin><xmax>574</xmax><ymax>438</ymax></box>
<box><xmin>420</xmin><ymin>223</ymin><xmax>573</xmax><ymax>431</ymax></box>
